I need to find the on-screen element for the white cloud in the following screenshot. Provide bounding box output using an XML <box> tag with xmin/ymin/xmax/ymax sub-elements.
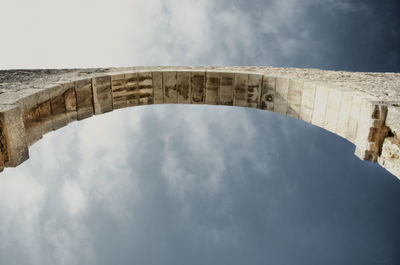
<box><xmin>0</xmin><ymin>167</ymin><xmax>45</xmax><ymax>265</ymax></box>
<box><xmin>0</xmin><ymin>0</ymin><xmax>266</xmax><ymax>68</ymax></box>
<box><xmin>0</xmin><ymin>170</ymin><xmax>44</xmax><ymax>212</ymax></box>
<box><xmin>160</xmin><ymin>106</ymin><xmax>257</xmax><ymax>200</ymax></box>
<box><xmin>0</xmin><ymin>108</ymin><xmax>146</xmax><ymax>264</ymax></box>
<box><xmin>61</xmin><ymin>180</ymin><xmax>86</xmax><ymax>216</ymax></box>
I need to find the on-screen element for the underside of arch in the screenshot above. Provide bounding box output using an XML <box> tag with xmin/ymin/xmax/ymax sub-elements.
<box><xmin>0</xmin><ymin>67</ymin><xmax>399</xmax><ymax>179</ymax></box>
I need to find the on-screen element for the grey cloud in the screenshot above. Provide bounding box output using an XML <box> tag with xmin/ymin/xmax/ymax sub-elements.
<box><xmin>123</xmin><ymin>0</ymin><xmax>399</xmax><ymax>71</ymax></box>
<box><xmin>203</xmin><ymin>0</ymin><xmax>400</xmax><ymax>71</ymax></box>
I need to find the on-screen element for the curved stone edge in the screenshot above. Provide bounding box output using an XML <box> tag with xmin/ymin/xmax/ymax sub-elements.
<box><xmin>377</xmin><ymin>105</ymin><xmax>400</xmax><ymax>176</ymax></box>
<box><xmin>0</xmin><ymin>67</ymin><xmax>399</xmax><ymax>179</ymax></box>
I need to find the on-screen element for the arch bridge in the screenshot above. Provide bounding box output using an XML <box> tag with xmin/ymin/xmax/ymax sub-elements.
<box><xmin>0</xmin><ymin>66</ymin><xmax>399</xmax><ymax>178</ymax></box>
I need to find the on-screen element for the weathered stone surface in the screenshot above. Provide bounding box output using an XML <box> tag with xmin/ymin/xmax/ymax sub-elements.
<box><xmin>205</xmin><ymin>72</ymin><xmax>219</xmax><ymax>105</ymax></box>
<box><xmin>92</xmin><ymin>76</ymin><xmax>112</xmax><ymax>114</ymax></box>
<box><xmin>26</xmin><ymin>126</ymin><xmax>42</xmax><ymax>147</ymax></box>
<box><xmin>247</xmin><ymin>74</ymin><xmax>262</xmax><ymax>108</ymax></box>
<box><xmin>111</xmin><ymin>74</ymin><xmax>127</xmax><ymax>109</ymax></box>
<box><xmin>163</xmin><ymin>72</ymin><xmax>177</xmax><ymax>104</ymax></box>
<box><xmin>234</xmin><ymin>73</ymin><xmax>248</xmax><ymax>107</ymax></box>
<box><xmin>355</xmin><ymin>102</ymin><xmax>389</xmax><ymax>162</ymax></box>
<box><xmin>191</xmin><ymin>72</ymin><xmax>205</xmax><ymax>104</ymax></box>
<box><xmin>260</xmin><ymin>76</ymin><xmax>276</xmax><ymax>111</ymax></box>
<box><xmin>124</xmin><ymin>73</ymin><xmax>138</xmax><ymax>107</ymax></box>
<box><xmin>152</xmin><ymin>72</ymin><xmax>163</xmax><ymax>104</ymax></box>
<box><xmin>347</xmin><ymin>93</ymin><xmax>362</xmax><ymax>141</ymax></box>
<box><xmin>0</xmin><ymin>66</ymin><xmax>399</xmax><ymax>179</ymax></box>
<box><xmin>111</xmin><ymin>73</ymin><xmax>138</xmax><ymax>109</ymax></box>
<box><xmin>219</xmin><ymin>73</ymin><xmax>234</xmax><ymax>105</ymax></box>
<box><xmin>177</xmin><ymin>72</ymin><xmax>191</xmax><ymax>104</ymax></box>
<box><xmin>137</xmin><ymin>72</ymin><xmax>153</xmax><ymax>105</ymax></box>
<box><xmin>299</xmin><ymin>82</ymin><xmax>316</xmax><ymax>123</ymax></box>
<box><xmin>0</xmin><ymin>105</ymin><xmax>28</xmax><ymax>167</ymax></box>
<box><xmin>312</xmin><ymin>85</ymin><xmax>329</xmax><ymax>128</ymax></box>
<box><xmin>287</xmin><ymin>80</ymin><xmax>302</xmax><ymax>118</ymax></box>
<box><xmin>52</xmin><ymin>113</ymin><xmax>71</xmax><ymax>131</ymax></box>
<box><xmin>64</xmin><ymin>83</ymin><xmax>77</xmax><ymax>112</ymax></box>
<box><xmin>274</xmin><ymin>77</ymin><xmax>289</xmax><ymax>115</ymax></box>
<box><xmin>385</xmin><ymin>105</ymin><xmax>400</xmax><ymax>137</ymax></box>
<box><xmin>75</xmin><ymin>79</ymin><xmax>93</xmax><ymax>120</ymax></box>
<box><xmin>378</xmin><ymin>137</ymin><xmax>400</xmax><ymax>177</ymax></box>
<box><xmin>336</xmin><ymin>92</ymin><xmax>353</xmax><ymax>138</ymax></box>
<box><xmin>323</xmin><ymin>88</ymin><xmax>342</xmax><ymax>133</ymax></box>
<box><xmin>38</xmin><ymin>100</ymin><xmax>53</xmax><ymax>135</ymax></box>
<box><xmin>50</xmin><ymin>92</ymin><xmax>66</xmax><ymax>115</ymax></box>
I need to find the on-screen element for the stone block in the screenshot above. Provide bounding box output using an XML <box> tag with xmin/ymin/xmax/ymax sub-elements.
<box><xmin>137</xmin><ymin>72</ymin><xmax>153</xmax><ymax>105</ymax></box>
<box><xmin>63</xmin><ymin>83</ymin><xmax>78</xmax><ymax>124</ymax></box>
<box><xmin>152</xmin><ymin>72</ymin><xmax>163</xmax><ymax>104</ymax></box>
<box><xmin>92</xmin><ymin>76</ymin><xmax>113</xmax><ymax>114</ymax></box>
<box><xmin>274</xmin><ymin>77</ymin><xmax>289</xmax><ymax>115</ymax></box>
<box><xmin>0</xmin><ymin>90</ymin><xmax>34</xmax><ymax>106</ymax></box>
<box><xmin>323</xmin><ymin>88</ymin><xmax>342</xmax><ymax>133</ymax></box>
<box><xmin>354</xmin><ymin>101</ymin><xmax>388</xmax><ymax>162</ymax></box>
<box><xmin>124</xmin><ymin>73</ymin><xmax>138</xmax><ymax>107</ymax></box>
<box><xmin>38</xmin><ymin>100</ymin><xmax>53</xmax><ymax>135</ymax></box>
<box><xmin>247</xmin><ymin>74</ymin><xmax>262</xmax><ymax>108</ymax></box>
<box><xmin>47</xmin><ymin>84</ymin><xmax>68</xmax><ymax>99</ymax></box>
<box><xmin>50</xmin><ymin>92</ymin><xmax>66</xmax><ymax>115</ymax></box>
<box><xmin>0</xmin><ymin>104</ymin><xmax>28</xmax><ymax>167</ymax></box>
<box><xmin>45</xmin><ymin>83</ymin><xmax>73</xmax><ymax>131</ymax></box>
<box><xmin>346</xmin><ymin>94</ymin><xmax>362</xmax><ymax>142</ymax></box>
<box><xmin>38</xmin><ymin>100</ymin><xmax>52</xmax><ymax>120</ymax></box>
<box><xmin>41</xmin><ymin>118</ymin><xmax>53</xmax><ymax>136</ymax></box>
<box><xmin>311</xmin><ymin>85</ymin><xmax>329</xmax><ymax>127</ymax></box>
<box><xmin>354</xmin><ymin>101</ymin><xmax>375</xmax><ymax>159</ymax></box>
<box><xmin>26</xmin><ymin>126</ymin><xmax>42</xmax><ymax>147</ymax></box>
<box><xmin>299</xmin><ymin>82</ymin><xmax>316</xmax><ymax>122</ymax></box>
<box><xmin>17</xmin><ymin>89</ymin><xmax>49</xmax><ymax>135</ymax></box>
<box><xmin>64</xmin><ymin>83</ymin><xmax>77</xmax><ymax>112</ymax></box>
<box><xmin>75</xmin><ymin>79</ymin><xmax>93</xmax><ymax>120</ymax></box>
<box><xmin>260</xmin><ymin>76</ymin><xmax>276</xmax><ymax>111</ymax></box>
<box><xmin>378</xmin><ymin>137</ymin><xmax>400</xmax><ymax>179</ymax></box>
<box><xmin>385</xmin><ymin>105</ymin><xmax>400</xmax><ymax>137</ymax></box>
<box><xmin>219</xmin><ymin>73</ymin><xmax>234</xmax><ymax>105</ymax></box>
<box><xmin>287</xmin><ymin>80</ymin><xmax>303</xmax><ymax>118</ymax></box>
<box><xmin>177</xmin><ymin>72</ymin><xmax>191</xmax><ymax>104</ymax></box>
<box><xmin>15</xmin><ymin>89</ymin><xmax>46</xmax><ymax>111</ymax></box>
<box><xmin>163</xmin><ymin>72</ymin><xmax>177</xmax><ymax>104</ymax></box>
<box><xmin>23</xmin><ymin>104</ymin><xmax>41</xmax><ymax>130</ymax></box>
<box><xmin>111</xmin><ymin>74</ymin><xmax>127</xmax><ymax>109</ymax></box>
<box><xmin>52</xmin><ymin>112</ymin><xmax>71</xmax><ymax>131</ymax></box>
<box><xmin>335</xmin><ymin>92</ymin><xmax>353</xmax><ymax>138</ymax></box>
<box><xmin>233</xmin><ymin>73</ymin><xmax>248</xmax><ymax>107</ymax></box>
<box><xmin>205</xmin><ymin>72</ymin><xmax>220</xmax><ymax>105</ymax></box>
<box><xmin>191</xmin><ymin>72</ymin><xmax>205</xmax><ymax>104</ymax></box>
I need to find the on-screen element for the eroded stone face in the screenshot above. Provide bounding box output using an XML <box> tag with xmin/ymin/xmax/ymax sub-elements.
<box><xmin>378</xmin><ymin>137</ymin><xmax>400</xmax><ymax>177</ymax></box>
<box><xmin>0</xmin><ymin>104</ymin><xmax>28</xmax><ymax>168</ymax></box>
<box><xmin>92</xmin><ymin>76</ymin><xmax>112</xmax><ymax>114</ymax></box>
<box><xmin>0</xmin><ymin>66</ymin><xmax>399</xmax><ymax>179</ymax></box>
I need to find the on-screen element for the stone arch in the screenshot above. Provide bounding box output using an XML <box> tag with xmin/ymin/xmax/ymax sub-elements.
<box><xmin>0</xmin><ymin>67</ymin><xmax>399</xmax><ymax>178</ymax></box>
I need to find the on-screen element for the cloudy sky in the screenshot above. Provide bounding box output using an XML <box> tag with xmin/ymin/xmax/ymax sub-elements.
<box><xmin>1</xmin><ymin>0</ymin><xmax>400</xmax><ymax>265</ymax></box>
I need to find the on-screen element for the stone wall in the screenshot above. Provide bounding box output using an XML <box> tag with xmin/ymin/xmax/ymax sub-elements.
<box><xmin>0</xmin><ymin>66</ymin><xmax>399</xmax><ymax>179</ymax></box>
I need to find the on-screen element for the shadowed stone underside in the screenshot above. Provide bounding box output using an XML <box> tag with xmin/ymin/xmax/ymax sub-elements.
<box><xmin>0</xmin><ymin>66</ymin><xmax>399</xmax><ymax>179</ymax></box>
